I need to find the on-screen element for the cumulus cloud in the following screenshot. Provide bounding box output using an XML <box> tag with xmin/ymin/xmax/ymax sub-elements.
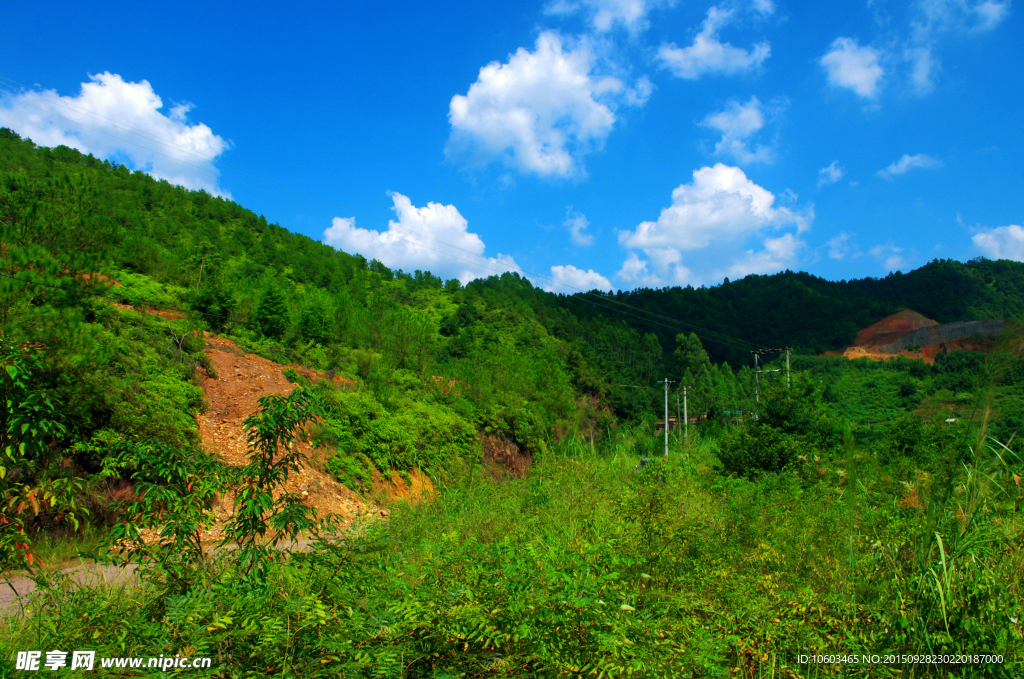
<box><xmin>0</xmin><ymin>72</ymin><xmax>229</xmax><ymax>195</ymax></box>
<box><xmin>869</xmin><ymin>242</ymin><xmax>907</xmax><ymax>270</ymax></box>
<box><xmin>448</xmin><ymin>31</ymin><xmax>645</xmax><ymax>179</ymax></box>
<box><xmin>545</xmin><ymin>264</ymin><xmax>614</xmax><ymax>292</ymax></box>
<box><xmin>543</xmin><ymin>0</ymin><xmax>676</xmax><ymax>34</ymax></box>
<box><xmin>876</xmin><ymin>153</ymin><xmax>942</xmax><ymax>179</ymax></box>
<box><xmin>322</xmin><ymin>192</ymin><xmax>521</xmax><ymax>285</ymax></box>
<box><xmin>658</xmin><ymin>6</ymin><xmax>771</xmax><ymax>79</ymax></box>
<box><xmin>817</xmin><ymin>160</ymin><xmax>844</xmax><ymax>187</ymax></box>
<box><xmin>725</xmin><ymin>233</ymin><xmax>802</xmax><ymax>279</ymax></box>
<box><xmin>820</xmin><ymin>37</ymin><xmax>884</xmax><ymax>99</ymax></box>
<box><xmin>701</xmin><ymin>96</ymin><xmax>783</xmax><ymax>164</ymax></box>
<box><xmin>564</xmin><ymin>208</ymin><xmax>594</xmax><ymax>245</ymax></box>
<box><xmin>617</xmin><ymin>163</ymin><xmax>810</xmax><ymax>286</ymax></box>
<box><xmin>972</xmin><ymin>225</ymin><xmax>1024</xmax><ymax>261</ymax></box>
<box><xmin>616</xmin><ymin>252</ymin><xmax>669</xmax><ymax>287</ymax></box>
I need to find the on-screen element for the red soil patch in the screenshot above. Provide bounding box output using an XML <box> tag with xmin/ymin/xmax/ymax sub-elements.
<box><xmin>370</xmin><ymin>468</ymin><xmax>435</xmax><ymax>505</ymax></box>
<box><xmin>109</xmin><ymin>302</ymin><xmax>185</xmax><ymax>320</ymax></box>
<box><xmin>824</xmin><ymin>310</ymin><xmax>1005</xmax><ymax>364</ymax></box>
<box><xmin>851</xmin><ymin>309</ymin><xmax>937</xmax><ymax>348</ymax></box>
<box><xmin>195</xmin><ymin>333</ymin><xmax>368</xmax><ymax>544</ymax></box>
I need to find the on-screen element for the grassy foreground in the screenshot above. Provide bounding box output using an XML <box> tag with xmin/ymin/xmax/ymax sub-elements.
<box><xmin>3</xmin><ymin>419</ymin><xmax>1021</xmax><ymax>679</ymax></box>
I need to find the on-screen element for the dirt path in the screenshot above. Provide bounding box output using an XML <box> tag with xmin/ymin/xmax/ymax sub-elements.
<box><xmin>0</xmin><ymin>564</ymin><xmax>139</xmax><ymax>616</ymax></box>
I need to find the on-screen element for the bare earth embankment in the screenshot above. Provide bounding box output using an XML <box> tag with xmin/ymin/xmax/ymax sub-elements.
<box><xmin>2</xmin><ymin>318</ymin><xmax>372</xmax><ymax>615</ymax></box>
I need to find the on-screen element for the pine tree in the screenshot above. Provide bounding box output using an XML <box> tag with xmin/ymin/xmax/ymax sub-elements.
<box><xmin>253</xmin><ymin>283</ymin><xmax>288</xmax><ymax>340</ymax></box>
<box><xmin>672</xmin><ymin>332</ymin><xmax>711</xmax><ymax>381</ymax></box>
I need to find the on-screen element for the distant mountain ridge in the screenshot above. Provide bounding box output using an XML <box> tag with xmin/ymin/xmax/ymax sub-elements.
<box><xmin>554</xmin><ymin>260</ymin><xmax>1024</xmax><ymax>365</ymax></box>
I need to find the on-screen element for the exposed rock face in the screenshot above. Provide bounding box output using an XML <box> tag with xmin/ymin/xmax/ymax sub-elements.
<box><xmin>873</xmin><ymin>319</ymin><xmax>1006</xmax><ymax>353</ymax></box>
<box><xmin>481</xmin><ymin>435</ymin><xmax>532</xmax><ymax>479</ymax></box>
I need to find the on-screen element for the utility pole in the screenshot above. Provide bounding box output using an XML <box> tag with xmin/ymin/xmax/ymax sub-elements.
<box><xmin>662</xmin><ymin>378</ymin><xmax>674</xmax><ymax>458</ymax></box>
<box><xmin>753</xmin><ymin>352</ymin><xmax>760</xmax><ymax>404</ymax></box>
<box><xmin>751</xmin><ymin>347</ymin><xmax>786</xmax><ymax>418</ymax></box>
<box><xmin>675</xmin><ymin>391</ymin><xmax>681</xmax><ymax>446</ymax></box>
<box><xmin>786</xmin><ymin>348</ymin><xmax>791</xmax><ymax>390</ymax></box>
<box><xmin>683</xmin><ymin>386</ymin><xmax>688</xmax><ymax>446</ymax></box>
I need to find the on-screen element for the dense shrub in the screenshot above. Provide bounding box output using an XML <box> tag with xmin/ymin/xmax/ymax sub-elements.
<box><xmin>718</xmin><ymin>424</ymin><xmax>800</xmax><ymax>476</ymax></box>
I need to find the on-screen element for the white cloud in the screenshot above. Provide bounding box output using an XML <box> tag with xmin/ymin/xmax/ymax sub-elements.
<box><xmin>448</xmin><ymin>31</ymin><xmax>644</xmax><ymax>179</ymax></box>
<box><xmin>869</xmin><ymin>242</ymin><xmax>907</xmax><ymax>270</ymax></box>
<box><xmin>564</xmin><ymin>208</ymin><xmax>594</xmax><ymax>245</ymax></box>
<box><xmin>0</xmin><ymin>72</ymin><xmax>229</xmax><ymax>195</ymax></box>
<box><xmin>750</xmin><ymin>0</ymin><xmax>775</xmax><ymax>15</ymax></box>
<box><xmin>820</xmin><ymin>37</ymin><xmax>884</xmax><ymax>99</ymax></box>
<box><xmin>916</xmin><ymin>0</ymin><xmax>1010</xmax><ymax>33</ymax></box>
<box><xmin>620</xmin><ymin>163</ymin><xmax>809</xmax><ymax>251</ymax></box>
<box><xmin>658</xmin><ymin>6</ymin><xmax>771</xmax><ymax>79</ymax></box>
<box><xmin>617</xmin><ymin>163</ymin><xmax>810</xmax><ymax>286</ymax></box>
<box><xmin>616</xmin><ymin>252</ymin><xmax>668</xmax><ymax>287</ymax></box>
<box><xmin>904</xmin><ymin>45</ymin><xmax>937</xmax><ymax>95</ymax></box>
<box><xmin>902</xmin><ymin>1</ymin><xmax>1008</xmax><ymax>96</ymax></box>
<box><xmin>546</xmin><ymin>264</ymin><xmax>614</xmax><ymax>292</ymax></box>
<box><xmin>543</xmin><ymin>0</ymin><xmax>676</xmax><ymax>34</ymax></box>
<box><xmin>623</xmin><ymin>75</ymin><xmax>655</xmax><ymax>107</ymax></box>
<box><xmin>972</xmin><ymin>224</ymin><xmax>1024</xmax><ymax>261</ymax></box>
<box><xmin>725</xmin><ymin>233</ymin><xmax>802</xmax><ymax>278</ymax></box>
<box><xmin>817</xmin><ymin>160</ymin><xmax>845</xmax><ymax>187</ymax></box>
<box><xmin>972</xmin><ymin>0</ymin><xmax>1011</xmax><ymax>30</ymax></box>
<box><xmin>701</xmin><ymin>96</ymin><xmax>781</xmax><ymax>164</ymax></box>
<box><xmin>322</xmin><ymin>192</ymin><xmax>521</xmax><ymax>285</ymax></box>
<box><xmin>825</xmin><ymin>232</ymin><xmax>854</xmax><ymax>259</ymax></box>
<box><xmin>876</xmin><ymin>153</ymin><xmax>942</xmax><ymax>179</ymax></box>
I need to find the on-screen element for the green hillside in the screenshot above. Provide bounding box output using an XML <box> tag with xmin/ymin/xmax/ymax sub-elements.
<box><xmin>2</xmin><ymin>130</ymin><xmax>1022</xmax><ymax>676</ymax></box>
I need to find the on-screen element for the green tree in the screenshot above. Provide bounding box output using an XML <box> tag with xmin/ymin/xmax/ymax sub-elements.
<box><xmin>297</xmin><ymin>290</ymin><xmax>333</xmax><ymax>345</ymax></box>
<box><xmin>102</xmin><ymin>440</ymin><xmax>229</xmax><ymax>591</ymax></box>
<box><xmin>189</xmin><ymin>279</ymin><xmax>235</xmax><ymax>332</ymax></box>
<box><xmin>672</xmin><ymin>332</ymin><xmax>711</xmax><ymax>382</ymax></box>
<box><xmin>1</xmin><ymin>340</ymin><xmax>71</xmax><ymax>572</ymax></box>
<box><xmin>222</xmin><ymin>389</ymin><xmax>329</xmax><ymax>582</ymax></box>
<box><xmin>253</xmin><ymin>282</ymin><xmax>288</xmax><ymax>340</ymax></box>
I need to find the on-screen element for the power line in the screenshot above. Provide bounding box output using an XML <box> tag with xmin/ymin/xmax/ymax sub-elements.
<box><xmin>0</xmin><ymin>75</ymin><xmax>760</xmax><ymax>353</ymax></box>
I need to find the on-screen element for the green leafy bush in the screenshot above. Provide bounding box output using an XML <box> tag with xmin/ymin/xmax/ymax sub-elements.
<box><xmin>718</xmin><ymin>424</ymin><xmax>801</xmax><ymax>476</ymax></box>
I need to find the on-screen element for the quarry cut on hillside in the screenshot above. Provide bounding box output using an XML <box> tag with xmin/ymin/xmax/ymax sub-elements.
<box><xmin>825</xmin><ymin>309</ymin><xmax>1007</xmax><ymax>363</ymax></box>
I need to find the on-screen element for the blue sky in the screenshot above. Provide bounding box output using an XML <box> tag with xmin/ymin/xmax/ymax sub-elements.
<box><xmin>2</xmin><ymin>0</ymin><xmax>1021</xmax><ymax>292</ymax></box>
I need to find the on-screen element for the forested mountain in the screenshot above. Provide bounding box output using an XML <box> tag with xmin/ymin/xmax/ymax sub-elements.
<box><xmin>5</xmin><ymin>128</ymin><xmax>1022</xmax><ymax>362</ymax></box>
<box><xmin>2</xmin><ymin>127</ymin><xmax>1023</xmax><ymax>450</ymax></box>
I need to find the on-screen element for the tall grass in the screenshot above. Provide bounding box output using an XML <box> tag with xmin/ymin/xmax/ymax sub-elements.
<box><xmin>2</xmin><ymin>382</ymin><xmax>1021</xmax><ymax>676</ymax></box>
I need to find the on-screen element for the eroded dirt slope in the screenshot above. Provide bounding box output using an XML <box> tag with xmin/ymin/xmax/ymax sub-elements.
<box><xmin>825</xmin><ymin>309</ymin><xmax>1007</xmax><ymax>364</ymax></box>
<box><xmin>851</xmin><ymin>309</ymin><xmax>938</xmax><ymax>347</ymax></box>
<box><xmin>196</xmin><ymin>333</ymin><xmax>369</xmax><ymax>542</ymax></box>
